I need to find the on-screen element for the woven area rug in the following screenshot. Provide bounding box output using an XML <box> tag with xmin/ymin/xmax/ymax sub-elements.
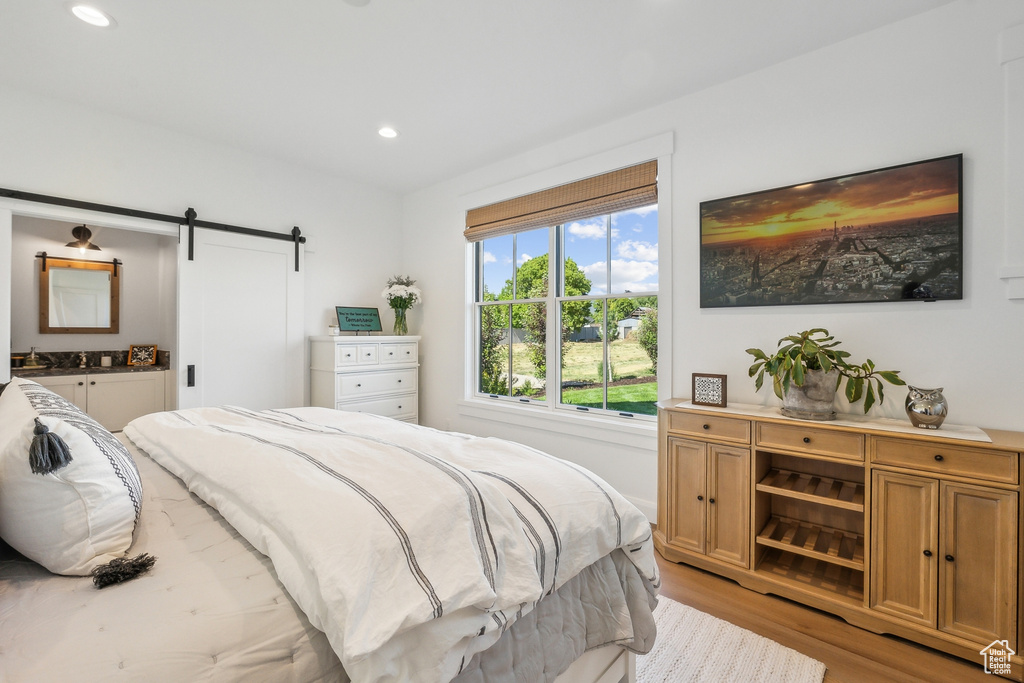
<box><xmin>636</xmin><ymin>598</ymin><xmax>827</xmax><ymax>683</ymax></box>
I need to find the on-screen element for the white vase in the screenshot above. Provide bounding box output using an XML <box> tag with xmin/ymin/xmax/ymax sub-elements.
<box><xmin>780</xmin><ymin>368</ymin><xmax>838</xmax><ymax>421</ymax></box>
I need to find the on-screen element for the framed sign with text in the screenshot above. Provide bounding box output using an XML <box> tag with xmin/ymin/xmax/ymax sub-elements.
<box><xmin>335</xmin><ymin>306</ymin><xmax>383</xmax><ymax>333</ymax></box>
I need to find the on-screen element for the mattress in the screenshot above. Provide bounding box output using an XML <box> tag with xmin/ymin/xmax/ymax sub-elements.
<box><xmin>0</xmin><ymin>432</ymin><xmax>656</xmax><ymax>682</ymax></box>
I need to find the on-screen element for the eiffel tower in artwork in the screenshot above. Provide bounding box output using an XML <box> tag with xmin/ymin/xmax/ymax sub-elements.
<box><xmin>750</xmin><ymin>251</ymin><xmax>762</xmax><ymax>289</ymax></box>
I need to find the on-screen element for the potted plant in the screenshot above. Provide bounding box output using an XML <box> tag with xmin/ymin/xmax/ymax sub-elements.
<box><xmin>745</xmin><ymin>328</ymin><xmax>905</xmax><ymax>420</ymax></box>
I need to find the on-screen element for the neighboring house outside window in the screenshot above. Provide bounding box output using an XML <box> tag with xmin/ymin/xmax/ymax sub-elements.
<box><xmin>466</xmin><ymin>161</ymin><xmax>659</xmax><ymax>419</ymax></box>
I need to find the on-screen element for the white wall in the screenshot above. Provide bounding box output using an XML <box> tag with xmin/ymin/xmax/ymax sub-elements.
<box><xmin>401</xmin><ymin>0</ymin><xmax>1024</xmax><ymax>516</ymax></box>
<box><xmin>0</xmin><ymin>87</ymin><xmax>404</xmax><ymax>393</ymax></box>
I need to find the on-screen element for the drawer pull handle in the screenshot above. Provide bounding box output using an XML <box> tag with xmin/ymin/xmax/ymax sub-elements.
<box><xmin>702</xmin><ymin>424</ymin><xmax>710</xmax><ymax>430</ymax></box>
<box><xmin>90</xmin><ymin>381</ymin><xmax>96</xmax><ymax>386</ymax></box>
<box><xmin>78</xmin><ymin>381</ymin><xmax>84</xmax><ymax>386</ymax></box>
<box><xmin>398</xmin><ymin>379</ymin><xmax>402</xmax><ymax>383</ymax></box>
<box><xmin>356</xmin><ymin>383</ymin><xmax>362</xmax><ymax>387</ymax></box>
<box><xmin>389</xmin><ymin>352</ymin><xmax>394</xmax><ymax>356</ymax></box>
<box><xmin>398</xmin><ymin>405</ymin><xmax>402</xmax><ymax>409</ymax></box>
<box><xmin>708</xmin><ymin>498</ymin><xmax>716</xmax><ymax>504</ymax></box>
<box><xmin>802</xmin><ymin>437</ymin><xmax>811</xmax><ymax>444</ymax></box>
<box><xmin>934</xmin><ymin>454</ymin><xmax>944</xmax><ymax>461</ymax></box>
<box><xmin>923</xmin><ymin>550</ymin><xmax>932</xmax><ymax>557</ymax></box>
<box><xmin>697</xmin><ymin>495</ymin><xmax>703</xmax><ymax>501</ymax></box>
<box><xmin>945</xmin><ymin>554</ymin><xmax>955</xmax><ymax>562</ymax></box>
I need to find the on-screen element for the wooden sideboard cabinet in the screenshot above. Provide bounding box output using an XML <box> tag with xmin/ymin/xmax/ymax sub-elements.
<box><xmin>656</xmin><ymin>399</ymin><xmax>1024</xmax><ymax>679</ymax></box>
<box><xmin>309</xmin><ymin>335</ymin><xmax>420</xmax><ymax>423</ymax></box>
<box><xmin>33</xmin><ymin>371</ymin><xmax>167</xmax><ymax>432</ymax></box>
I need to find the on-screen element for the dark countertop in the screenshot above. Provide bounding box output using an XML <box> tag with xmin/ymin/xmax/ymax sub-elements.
<box><xmin>12</xmin><ymin>365</ymin><xmax>169</xmax><ymax>378</ymax></box>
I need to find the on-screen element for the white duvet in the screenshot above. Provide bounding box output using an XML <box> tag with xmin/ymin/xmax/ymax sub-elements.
<box><xmin>124</xmin><ymin>407</ymin><xmax>658</xmax><ymax>683</ymax></box>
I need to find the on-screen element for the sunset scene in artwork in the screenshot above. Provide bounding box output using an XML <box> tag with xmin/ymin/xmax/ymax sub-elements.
<box><xmin>701</xmin><ymin>156</ymin><xmax>961</xmax><ymax>246</ymax></box>
<box><xmin>700</xmin><ymin>156</ymin><xmax>962</xmax><ymax>307</ymax></box>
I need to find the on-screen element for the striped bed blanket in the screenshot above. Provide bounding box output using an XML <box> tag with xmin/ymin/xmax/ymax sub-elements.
<box><xmin>124</xmin><ymin>406</ymin><xmax>658</xmax><ymax>683</ymax></box>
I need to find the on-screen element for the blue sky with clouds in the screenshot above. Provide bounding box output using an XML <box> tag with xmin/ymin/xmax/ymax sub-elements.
<box><xmin>482</xmin><ymin>204</ymin><xmax>658</xmax><ymax>297</ymax></box>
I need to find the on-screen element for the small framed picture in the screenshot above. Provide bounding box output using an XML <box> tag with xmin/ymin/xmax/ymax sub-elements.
<box><xmin>692</xmin><ymin>373</ymin><xmax>727</xmax><ymax>408</ymax></box>
<box><xmin>128</xmin><ymin>344</ymin><xmax>157</xmax><ymax>366</ymax></box>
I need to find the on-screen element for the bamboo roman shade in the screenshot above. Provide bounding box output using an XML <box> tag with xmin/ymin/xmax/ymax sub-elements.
<box><xmin>464</xmin><ymin>160</ymin><xmax>657</xmax><ymax>242</ymax></box>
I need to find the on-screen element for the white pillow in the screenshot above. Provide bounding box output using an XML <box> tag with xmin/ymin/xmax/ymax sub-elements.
<box><xmin>0</xmin><ymin>377</ymin><xmax>142</xmax><ymax>575</ymax></box>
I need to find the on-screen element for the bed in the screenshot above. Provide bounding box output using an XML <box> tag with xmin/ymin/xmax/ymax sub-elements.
<box><xmin>0</xmin><ymin>378</ymin><xmax>658</xmax><ymax>683</ymax></box>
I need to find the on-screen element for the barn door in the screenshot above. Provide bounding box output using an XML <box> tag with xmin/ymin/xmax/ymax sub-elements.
<box><xmin>177</xmin><ymin>226</ymin><xmax>304</xmax><ymax>410</ymax></box>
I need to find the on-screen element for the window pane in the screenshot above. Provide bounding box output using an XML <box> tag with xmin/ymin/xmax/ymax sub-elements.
<box><xmin>560</xmin><ymin>301</ymin><xmax>604</xmax><ymax>410</ymax></box>
<box><xmin>512</xmin><ymin>302</ymin><xmax>546</xmax><ymax>401</ymax></box>
<box><xmin>562</xmin><ymin>215</ymin><xmax>605</xmax><ymax>297</ymax></box>
<box><xmin>610</xmin><ymin>204</ymin><xmax>658</xmax><ymax>295</ymax></box>
<box><xmin>481</xmin><ymin>234</ymin><xmax>513</xmax><ymax>301</ymax></box>
<box><xmin>607</xmin><ymin>296</ymin><xmax>658</xmax><ymax>416</ymax></box>
<box><xmin>479</xmin><ymin>303</ymin><xmax>511</xmax><ymax>395</ymax></box>
<box><xmin>514</xmin><ymin>228</ymin><xmax>550</xmax><ymax>298</ymax></box>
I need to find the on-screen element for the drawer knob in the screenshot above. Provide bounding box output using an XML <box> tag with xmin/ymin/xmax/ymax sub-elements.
<box><xmin>398</xmin><ymin>379</ymin><xmax>402</xmax><ymax>383</ymax></box>
<box><xmin>923</xmin><ymin>550</ymin><xmax>932</xmax><ymax>557</ymax></box>
<box><xmin>356</xmin><ymin>383</ymin><xmax>362</xmax><ymax>387</ymax></box>
<box><xmin>934</xmin><ymin>454</ymin><xmax>944</xmax><ymax>461</ymax></box>
<box><xmin>78</xmin><ymin>381</ymin><xmax>84</xmax><ymax>386</ymax></box>
<box><xmin>398</xmin><ymin>405</ymin><xmax>402</xmax><ymax>409</ymax></box>
<box><xmin>802</xmin><ymin>437</ymin><xmax>811</xmax><ymax>444</ymax></box>
<box><xmin>702</xmin><ymin>424</ymin><xmax>710</xmax><ymax>430</ymax></box>
<box><xmin>697</xmin><ymin>495</ymin><xmax>703</xmax><ymax>501</ymax></box>
<box><xmin>945</xmin><ymin>554</ymin><xmax>955</xmax><ymax>562</ymax></box>
<box><xmin>90</xmin><ymin>381</ymin><xmax>96</xmax><ymax>386</ymax></box>
<box><xmin>708</xmin><ymin>498</ymin><xmax>716</xmax><ymax>504</ymax></box>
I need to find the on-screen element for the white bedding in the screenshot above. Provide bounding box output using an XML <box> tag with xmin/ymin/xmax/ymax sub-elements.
<box><xmin>0</xmin><ymin>434</ymin><xmax>345</xmax><ymax>682</ymax></box>
<box><xmin>122</xmin><ymin>407</ymin><xmax>659</xmax><ymax>683</ymax></box>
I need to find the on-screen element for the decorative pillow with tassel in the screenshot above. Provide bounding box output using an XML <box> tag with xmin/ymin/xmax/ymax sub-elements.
<box><xmin>0</xmin><ymin>378</ymin><xmax>144</xmax><ymax>576</ymax></box>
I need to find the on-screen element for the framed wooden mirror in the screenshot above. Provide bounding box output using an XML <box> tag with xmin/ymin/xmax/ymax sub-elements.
<box><xmin>38</xmin><ymin>255</ymin><xmax>120</xmax><ymax>334</ymax></box>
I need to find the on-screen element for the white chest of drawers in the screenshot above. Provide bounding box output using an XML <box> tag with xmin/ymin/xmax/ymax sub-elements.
<box><xmin>309</xmin><ymin>335</ymin><xmax>420</xmax><ymax>423</ymax></box>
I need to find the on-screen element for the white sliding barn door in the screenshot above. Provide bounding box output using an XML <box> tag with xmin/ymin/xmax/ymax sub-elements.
<box><xmin>177</xmin><ymin>227</ymin><xmax>304</xmax><ymax>410</ymax></box>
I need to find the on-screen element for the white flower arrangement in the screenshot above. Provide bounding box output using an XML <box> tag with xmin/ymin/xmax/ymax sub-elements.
<box><xmin>381</xmin><ymin>275</ymin><xmax>421</xmax><ymax>311</ymax></box>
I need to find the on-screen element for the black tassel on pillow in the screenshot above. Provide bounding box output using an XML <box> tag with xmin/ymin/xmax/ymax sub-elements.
<box><xmin>91</xmin><ymin>554</ymin><xmax>157</xmax><ymax>589</ymax></box>
<box><xmin>29</xmin><ymin>418</ymin><xmax>73</xmax><ymax>474</ymax></box>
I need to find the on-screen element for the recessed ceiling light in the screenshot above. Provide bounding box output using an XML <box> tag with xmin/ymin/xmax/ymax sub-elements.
<box><xmin>68</xmin><ymin>4</ymin><xmax>117</xmax><ymax>28</ymax></box>
<box><xmin>378</xmin><ymin>127</ymin><xmax>399</xmax><ymax>139</ymax></box>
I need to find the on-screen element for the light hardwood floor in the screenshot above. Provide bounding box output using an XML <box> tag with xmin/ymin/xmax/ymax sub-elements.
<box><xmin>655</xmin><ymin>552</ymin><xmax>993</xmax><ymax>682</ymax></box>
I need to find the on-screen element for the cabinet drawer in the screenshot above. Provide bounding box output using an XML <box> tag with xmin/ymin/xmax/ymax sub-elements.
<box><xmin>337</xmin><ymin>394</ymin><xmax>417</xmax><ymax>420</ymax></box>
<box><xmin>667</xmin><ymin>412</ymin><xmax>750</xmax><ymax>444</ymax></box>
<box><xmin>380</xmin><ymin>343</ymin><xmax>417</xmax><ymax>364</ymax></box>
<box><xmin>336</xmin><ymin>368</ymin><xmax>416</xmax><ymax>397</ymax></box>
<box><xmin>335</xmin><ymin>344</ymin><xmax>361</xmax><ymax>366</ymax></box>
<box><xmin>872</xmin><ymin>437</ymin><xmax>1018</xmax><ymax>484</ymax></box>
<box><xmin>757</xmin><ymin>422</ymin><xmax>864</xmax><ymax>461</ymax></box>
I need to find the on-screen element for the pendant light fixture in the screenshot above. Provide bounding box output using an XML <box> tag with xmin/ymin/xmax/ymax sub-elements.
<box><xmin>66</xmin><ymin>225</ymin><xmax>101</xmax><ymax>253</ymax></box>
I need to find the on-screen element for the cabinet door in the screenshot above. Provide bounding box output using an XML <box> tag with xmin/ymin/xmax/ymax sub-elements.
<box><xmin>870</xmin><ymin>471</ymin><xmax>938</xmax><ymax>627</ymax></box>
<box><xmin>33</xmin><ymin>374</ymin><xmax>88</xmax><ymax>409</ymax></box>
<box><xmin>666</xmin><ymin>437</ymin><xmax>706</xmax><ymax>555</ymax></box>
<box><xmin>87</xmin><ymin>372</ymin><xmax>166</xmax><ymax>432</ymax></box>
<box><xmin>707</xmin><ymin>444</ymin><xmax>749</xmax><ymax>567</ymax></box>
<box><xmin>939</xmin><ymin>482</ymin><xmax>1017</xmax><ymax>646</ymax></box>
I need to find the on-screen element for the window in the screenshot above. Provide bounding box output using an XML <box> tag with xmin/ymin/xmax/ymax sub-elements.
<box><xmin>468</xmin><ymin>161</ymin><xmax>659</xmax><ymax>418</ymax></box>
<box><xmin>559</xmin><ymin>207</ymin><xmax>658</xmax><ymax>415</ymax></box>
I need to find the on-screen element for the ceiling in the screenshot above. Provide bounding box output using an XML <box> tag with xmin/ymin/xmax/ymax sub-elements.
<box><xmin>0</xmin><ymin>0</ymin><xmax>952</xmax><ymax>195</ymax></box>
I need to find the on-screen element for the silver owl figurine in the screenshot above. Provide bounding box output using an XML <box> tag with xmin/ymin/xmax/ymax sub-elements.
<box><xmin>905</xmin><ymin>386</ymin><xmax>948</xmax><ymax>429</ymax></box>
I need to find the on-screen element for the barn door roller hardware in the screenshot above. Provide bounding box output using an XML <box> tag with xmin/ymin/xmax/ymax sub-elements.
<box><xmin>1</xmin><ymin>187</ymin><xmax>306</xmax><ymax>272</ymax></box>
